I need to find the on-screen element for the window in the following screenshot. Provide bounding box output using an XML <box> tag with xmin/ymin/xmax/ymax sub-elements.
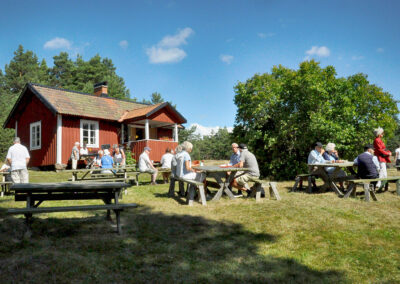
<box><xmin>30</xmin><ymin>121</ymin><xmax>41</xmax><ymax>150</ymax></box>
<box><xmin>80</xmin><ymin>119</ymin><xmax>99</xmax><ymax>147</ymax></box>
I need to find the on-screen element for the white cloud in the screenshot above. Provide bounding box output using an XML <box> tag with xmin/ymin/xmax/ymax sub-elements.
<box><xmin>376</xmin><ymin>47</ymin><xmax>384</xmax><ymax>53</ymax></box>
<box><xmin>305</xmin><ymin>46</ymin><xmax>330</xmax><ymax>58</ymax></box>
<box><xmin>146</xmin><ymin>47</ymin><xmax>186</xmax><ymax>64</ymax></box>
<box><xmin>119</xmin><ymin>40</ymin><xmax>129</xmax><ymax>49</ymax></box>
<box><xmin>159</xmin><ymin>27</ymin><xmax>193</xmax><ymax>47</ymax></box>
<box><xmin>351</xmin><ymin>55</ymin><xmax>364</xmax><ymax>60</ymax></box>
<box><xmin>220</xmin><ymin>54</ymin><xmax>234</xmax><ymax>64</ymax></box>
<box><xmin>44</xmin><ymin>37</ymin><xmax>72</xmax><ymax>50</ymax></box>
<box><xmin>146</xmin><ymin>27</ymin><xmax>194</xmax><ymax>64</ymax></box>
<box><xmin>190</xmin><ymin>123</ymin><xmax>233</xmax><ymax>137</ymax></box>
<box><xmin>258</xmin><ymin>32</ymin><xmax>275</xmax><ymax>38</ymax></box>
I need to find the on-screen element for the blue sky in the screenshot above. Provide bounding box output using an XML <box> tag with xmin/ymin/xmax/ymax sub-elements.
<box><xmin>1</xmin><ymin>0</ymin><xmax>399</xmax><ymax>132</ymax></box>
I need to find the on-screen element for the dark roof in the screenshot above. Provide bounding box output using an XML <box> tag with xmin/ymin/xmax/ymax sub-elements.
<box><xmin>3</xmin><ymin>83</ymin><xmax>187</xmax><ymax>128</ymax></box>
<box><xmin>30</xmin><ymin>83</ymin><xmax>149</xmax><ymax>121</ymax></box>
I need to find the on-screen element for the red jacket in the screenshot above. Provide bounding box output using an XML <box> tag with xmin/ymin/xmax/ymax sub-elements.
<box><xmin>374</xmin><ymin>137</ymin><xmax>391</xmax><ymax>163</ymax></box>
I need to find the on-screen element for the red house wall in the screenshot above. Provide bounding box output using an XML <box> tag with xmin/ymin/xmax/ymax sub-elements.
<box><xmin>130</xmin><ymin>140</ymin><xmax>177</xmax><ymax>162</ymax></box>
<box><xmin>149</xmin><ymin>109</ymin><xmax>179</xmax><ymax>124</ymax></box>
<box><xmin>13</xmin><ymin>95</ymin><xmax>57</xmax><ymax>167</ymax></box>
<box><xmin>61</xmin><ymin>116</ymin><xmax>120</xmax><ymax>164</ymax></box>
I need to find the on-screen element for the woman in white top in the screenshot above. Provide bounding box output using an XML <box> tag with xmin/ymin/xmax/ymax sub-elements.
<box><xmin>160</xmin><ymin>148</ymin><xmax>174</xmax><ymax>183</ymax></box>
<box><xmin>113</xmin><ymin>145</ymin><xmax>126</xmax><ymax>166</ymax></box>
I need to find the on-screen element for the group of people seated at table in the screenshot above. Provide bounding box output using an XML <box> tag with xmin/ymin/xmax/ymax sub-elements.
<box><xmin>307</xmin><ymin>127</ymin><xmax>392</xmax><ymax>189</ymax></box>
<box><xmin>70</xmin><ymin>142</ymin><xmax>127</xmax><ymax>171</ymax></box>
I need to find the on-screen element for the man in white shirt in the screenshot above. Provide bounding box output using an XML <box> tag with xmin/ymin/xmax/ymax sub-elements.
<box><xmin>6</xmin><ymin>137</ymin><xmax>30</xmax><ymax>183</ymax></box>
<box><xmin>138</xmin><ymin>147</ymin><xmax>158</xmax><ymax>185</ymax></box>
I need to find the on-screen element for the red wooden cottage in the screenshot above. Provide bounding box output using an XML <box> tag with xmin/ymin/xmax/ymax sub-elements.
<box><xmin>3</xmin><ymin>82</ymin><xmax>187</xmax><ymax>168</ymax></box>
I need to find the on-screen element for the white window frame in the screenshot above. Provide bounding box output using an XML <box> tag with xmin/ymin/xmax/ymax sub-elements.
<box><xmin>80</xmin><ymin>119</ymin><xmax>99</xmax><ymax>148</ymax></box>
<box><xmin>30</xmin><ymin>121</ymin><xmax>41</xmax><ymax>150</ymax></box>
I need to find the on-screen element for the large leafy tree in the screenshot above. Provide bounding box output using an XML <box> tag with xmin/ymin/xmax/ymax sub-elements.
<box><xmin>179</xmin><ymin>126</ymin><xmax>233</xmax><ymax>161</ymax></box>
<box><xmin>233</xmin><ymin>60</ymin><xmax>399</xmax><ymax>180</ymax></box>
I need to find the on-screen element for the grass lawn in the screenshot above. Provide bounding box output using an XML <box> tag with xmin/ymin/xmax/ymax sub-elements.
<box><xmin>0</xmin><ymin>169</ymin><xmax>400</xmax><ymax>283</ymax></box>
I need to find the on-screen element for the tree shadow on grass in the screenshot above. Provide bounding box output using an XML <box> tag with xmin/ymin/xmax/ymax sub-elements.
<box><xmin>0</xmin><ymin>206</ymin><xmax>345</xmax><ymax>283</ymax></box>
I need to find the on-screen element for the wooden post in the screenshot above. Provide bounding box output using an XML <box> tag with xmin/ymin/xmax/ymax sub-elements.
<box><xmin>364</xmin><ymin>183</ymin><xmax>370</xmax><ymax>202</ymax></box>
<box><xmin>56</xmin><ymin>114</ymin><xmax>62</xmax><ymax>165</ymax></box>
<box><xmin>269</xmin><ymin>182</ymin><xmax>281</xmax><ymax>200</ymax></box>
<box><xmin>174</xmin><ymin>123</ymin><xmax>178</xmax><ymax>142</ymax></box>
<box><xmin>145</xmin><ymin>119</ymin><xmax>149</xmax><ymax>140</ymax></box>
<box><xmin>396</xmin><ymin>180</ymin><xmax>400</xmax><ymax>196</ymax></box>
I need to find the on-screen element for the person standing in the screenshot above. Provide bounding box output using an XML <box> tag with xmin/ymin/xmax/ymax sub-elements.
<box><xmin>138</xmin><ymin>147</ymin><xmax>158</xmax><ymax>185</ymax></box>
<box><xmin>373</xmin><ymin>127</ymin><xmax>391</xmax><ymax>188</ymax></box>
<box><xmin>394</xmin><ymin>143</ymin><xmax>400</xmax><ymax>167</ymax></box>
<box><xmin>70</xmin><ymin>142</ymin><xmax>80</xmax><ymax>170</ymax></box>
<box><xmin>6</xmin><ymin>137</ymin><xmax>30</xmax><ymax>183</ymax></box>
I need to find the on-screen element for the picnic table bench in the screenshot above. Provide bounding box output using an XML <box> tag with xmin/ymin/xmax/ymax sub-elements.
<box><xmin>344</xmin><ymin>176</ymin><xmax>400</xmax><ymax>202</ymax></box>
<box><xmin>295</xmin><ymin>162</ymin><xmax>356</xmax><ymax>196</ymax></box>
<box><xmin>134</xmin><ymin>168</ymin><xmax>171</xmax><ymax>186</ymax></box>
<box><xmin>7</xmin><ymin>182</ymin><xmax>137</xmax><ymax>236</ymax></box>
<box><xmin>64</xmin><ymin>166</ymin><xmax>138</xmax><ymax>184</ymax></box>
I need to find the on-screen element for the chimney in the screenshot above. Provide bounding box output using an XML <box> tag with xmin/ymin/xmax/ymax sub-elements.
<box><xmin>93</xmin><ymin>81</ymin><xmax>108</xmax><ymax>96</ymax></box>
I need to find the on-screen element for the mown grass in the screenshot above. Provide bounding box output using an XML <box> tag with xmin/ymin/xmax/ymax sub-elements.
<box><xmin>0</xmin><ymin>169</ymin><xmax>400</xmax><ymax>283</ymax></box>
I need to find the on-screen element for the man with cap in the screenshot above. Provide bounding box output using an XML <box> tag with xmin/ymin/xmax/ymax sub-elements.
<box><xmin>231</xmin><ymin>143</ymin><xmax>260</xmax><ymax>196</ymax></box>
<box><xmin>307</xmin><ymin>142</ymin><xmax>332</xmax><ymax>165</ymax></box>
<box><xmin>138</xmin><ymin>147</ymin><xmax>158</xmax><ymax>185</ymax></box>
<box><xmin>354</xmin><ymin>144</ymin><xmax>380</xmax><ymax>179</ymax></box>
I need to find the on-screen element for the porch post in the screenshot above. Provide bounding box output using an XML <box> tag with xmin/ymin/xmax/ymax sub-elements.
<box><xmin>15</xmin><ymin>121</ymin><xmax>18</xmax><ymax>137</ymax></box>
<box><xmin>121</xmin><ymin>124</ymin><xmax>124</xmax><ymax>144</ymax></box>
<box><xmin>145</xmin><ymin>119</ymin><xmax>149</xmax><ymax>140</ymax></box>
<box><xmin>174</xmin><ymin>123</ymin><xmax>178</xmax><ymax>142</ymax></box>
<box><xmin>56</xmin><ymin>114</ymin><xmax>62</xmax><ymax>164</ymax></box>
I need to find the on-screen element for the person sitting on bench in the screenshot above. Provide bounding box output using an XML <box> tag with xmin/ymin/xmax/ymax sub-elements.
<box><xmin>138</xmin><ymin>147</ymin><xmax>158</xmax><ymax>185</ymax></box>
<box><xmin>353</xmin><ymin>144</ymin><xmax>380</xmax><ymax>179</ymax></box>
<box><xmin>101</xmin><ymin>149</ymin><xmax>114</xmax><ymax>174</ymax></box>
<box><xmin>231</xmin><ymin>144</ymin><xmax>260</xmax><ymax>196</ymax></box>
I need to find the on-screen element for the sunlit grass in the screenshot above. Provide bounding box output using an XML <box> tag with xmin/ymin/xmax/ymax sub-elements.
<box><xmin>0</xmin><ymin>168</ymin><xmax>399</xmax><ymax>283</ymax></box>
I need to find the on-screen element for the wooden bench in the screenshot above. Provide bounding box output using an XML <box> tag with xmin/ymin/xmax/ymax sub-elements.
<box><xmin>247</xmin><ymin>177</ymin><xmax>281</xmax><ymax>202</ymax></box>
<box><xmin>7</xmin><ymin>182</ymin><xmax>137</xmax><ymax>236</ymax></box>
<box><xmin>168</xmin><ymin>176</ymin><xmax>206</xmax><ymax>206</ymax></box>
<box><xmin>292</xmin><ymin>173</ymin><xmax>317</xmax><ymax>193</ymax></box>
<box><xmin>344</xmin><ymin>176</ymin><xmax>400</xmax><ymax>202</ymax></box>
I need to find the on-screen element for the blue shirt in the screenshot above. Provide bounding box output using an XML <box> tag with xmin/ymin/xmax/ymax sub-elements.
<box><xmin>101</xmin><ymin>155</ymin><xmax>114</xmax><ymax>169</ymax></box>
<box><xmin>307</xmin><ymin>150</ymin><xmax>329</xmax><ymax>164</ymax></box>
<box><xmin>229</xmin><ymin>152</ymin><xmax>241</xmax><ymax>166</ymax></box>
<box><xmin>182</xmin><ymin>151</ymin><xmax>191</xmax><ymax>175</ymax></box>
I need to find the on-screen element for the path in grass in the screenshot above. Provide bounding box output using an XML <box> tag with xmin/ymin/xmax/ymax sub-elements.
<box><xmin>0</xmin><ymin>170</ymin><xmax>399</xmax><ymax>283</ymax></box>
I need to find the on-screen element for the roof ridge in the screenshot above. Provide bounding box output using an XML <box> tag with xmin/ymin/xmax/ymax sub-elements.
<box><xmin>29</xmin><ymin>82</ymin><xmax>152</xmax><ymax>106</ymax></box>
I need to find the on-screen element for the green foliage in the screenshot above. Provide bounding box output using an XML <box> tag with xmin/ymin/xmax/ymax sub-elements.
<box><xmin>124</xmin><ymin>149</ymin><xmax>136</xmax><ymax>165</ymax></box>
<box><xmin>179</xmin><ymin>126</ymin><xmax>233</xmax><ymax>160</ymax></box>
<box><xmin>233</xmin><ymin>60</ymin><xmax>399</xmax><ymax>180</ymax></box>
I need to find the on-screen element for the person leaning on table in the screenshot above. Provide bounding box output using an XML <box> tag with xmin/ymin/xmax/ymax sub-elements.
<box><xmin>138</xmin><ymin>147</ymin><xmax>158</xmax><ymax>185</ymax></box>
<box><xmin>354</xmin><ymin>144</ymin><xmax>380</xmax><ymax>180</ymax></box>
<box><xmin>231</xmin><ymin>143</ymin><xmax>260</xmax><ymax>196</ymax></box>
<box><xmin>6</xmin><ymin>137</ymin><xmax>30</xmax><ymax>183</ymax></box>
<box><xmin>100</xmin><ymin>149</ymin><xmax>114</xmax><ymax>174</ymax></box>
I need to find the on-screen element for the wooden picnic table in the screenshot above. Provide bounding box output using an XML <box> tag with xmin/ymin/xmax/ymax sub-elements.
<box><xmin>192</xmin><ymin>165</ymin><xmax>249</xmax><ymax>201</ymax></box>
<box><xmin>7</xmin><ymin>182</ymin><xmax>137</xmax><ymax>235</ymax></box>
<box><xmin>64</xmin><ymin>165</ymin><xmax>138</xmax><ymax>183</ymax></box>
<box><xmin>308</xmin><ymin>162</ymin><xmax>356</xmax><ymax>197</ymax></box>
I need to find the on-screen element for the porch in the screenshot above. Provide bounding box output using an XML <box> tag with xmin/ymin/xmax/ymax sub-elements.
<box><xmin>128</xmin><ymin>139</ymin><xmax>178</xmax><ymax>162</ymax></box>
